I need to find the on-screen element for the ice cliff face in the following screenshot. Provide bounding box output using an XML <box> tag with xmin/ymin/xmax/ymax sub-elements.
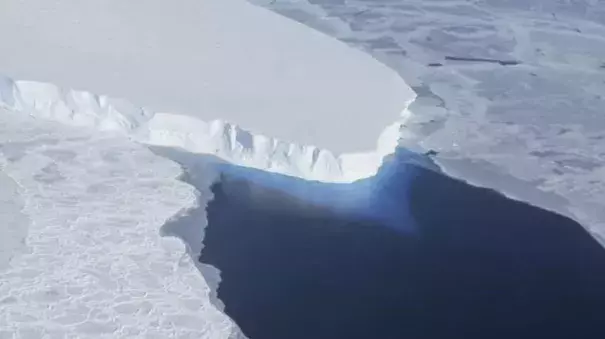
<box><xmin>0</xmin><ymin>76</ymin><xmax>414</xmax><ymax>183</ymax></box>
<box><xmin>0</xmin><ymin>77</ymin><xmax>152</xmax><ymax>132</ymax></box>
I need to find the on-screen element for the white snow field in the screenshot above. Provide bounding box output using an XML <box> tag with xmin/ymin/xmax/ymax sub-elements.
<box><xmin>0</xmin><ymin>0</ymin><xmax>413</xmax><ymax>155</ymax></box>
<box><xmin>252</xmin><ymin>0</ymin><xmax>605</xmax><ymax>241</ymax></box>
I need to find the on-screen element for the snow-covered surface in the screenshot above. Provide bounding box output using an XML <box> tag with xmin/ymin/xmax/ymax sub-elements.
<box><xmin>0</xmin><ymin>0</ymin><xmax>413</xmax><ymax>154</ymax></box>
<box><xmin>252</xmin><ymin>0</ymin><xmax>605</xmax><ymax>239</ymax></box>
<box><xmin>0</xmin><ymin>113</ymin><xmax>240</xmax><ymax>338</ymax></box>
<box><xmin>0</xmin><ymin>164</ymin><xmax>29</xmax><ymax>271</ymax></box>
<box><xmin>1</xmin><ymin>0</ymin><xmax>605</xmax><ymax>337</ymax></box>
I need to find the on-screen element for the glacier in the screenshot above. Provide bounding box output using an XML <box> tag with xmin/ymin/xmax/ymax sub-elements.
<box><xmin>0</xmin><ymin>0</ymin><xmax>413</xmax><ymax>155</ymax></box>
<box><xmin>0</xmin><ymin>0</ymin><xmax>414</xmax><ymax>337</ymax></box>
<box><xmin>0</xmin><ymin>76</ymin><xmax>411</xmax><ymax>182</ymax></box>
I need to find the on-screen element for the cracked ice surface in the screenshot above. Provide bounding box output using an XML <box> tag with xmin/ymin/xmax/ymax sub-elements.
<box><xmin>0</xmin><ymin>113</ymin><xmax>238</xmax><ymax>338</ymax></box>
<box><xmin>0</xmin><ymin>163</ymin><xmax>28</xmax><ymax>271</ymax></box>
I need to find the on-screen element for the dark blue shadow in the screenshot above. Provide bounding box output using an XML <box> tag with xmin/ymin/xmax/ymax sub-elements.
<box><xmin>210</xmin><ymin>148</ymin><xmax>426</xmax><ymax>234</ymax></box>
<box><xmin>198</xmin><ymin>151</ymin><xmax>605</xmax><ymax>339</ymax></box>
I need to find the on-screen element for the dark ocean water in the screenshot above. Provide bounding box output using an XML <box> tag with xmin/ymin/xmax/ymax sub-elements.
<box><xmin>199</xmin><ymin>155</ymin><xmax>605</xmax><ymax>339</ymax></box>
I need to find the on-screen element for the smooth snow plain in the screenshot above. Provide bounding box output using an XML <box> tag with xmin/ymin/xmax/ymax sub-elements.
<box><xmin>0</xmin><ymin>0</ymin><xmax>413</xmax><ymax>155</ymax></box>
<box><xmin>252</xmin><ymin>0</ymin><xmax>605</xmax><ymax>241</ymax></box>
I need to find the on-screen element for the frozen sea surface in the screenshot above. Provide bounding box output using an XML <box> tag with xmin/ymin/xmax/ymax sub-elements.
<box><xmin>0</xmin><ymin>165</ymin><xmax>29</xmax><ymax>270</ymax></box>
<box><xmin>0</xmin><ymin>113</ymin><xmax>239</xmax><ymax>338</ymax></box>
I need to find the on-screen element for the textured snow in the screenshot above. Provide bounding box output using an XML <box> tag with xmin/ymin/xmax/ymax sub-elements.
<box><xmin>252</xmin><ymin>0</ymin><xmax>605</xmax><ymax>240</ymax></box>
<box><xmin>0</xmin><ymin>113</ymin><xmax>240</xmax><ymax>338</ymax></box>
<box><xmin>0</xmin><ymin>164</ymin><xmax>29</xmax><ymax>271</ymax></box>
